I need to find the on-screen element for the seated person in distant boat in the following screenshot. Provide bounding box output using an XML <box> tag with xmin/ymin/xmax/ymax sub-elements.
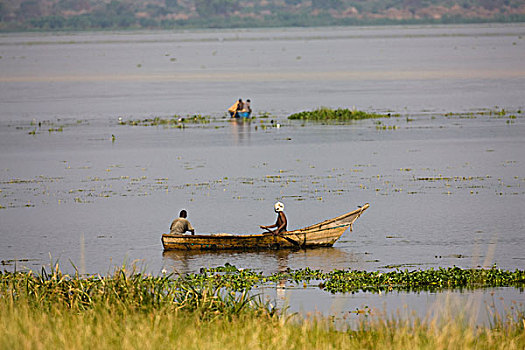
<box><xmin>228</xmin><ymin>98</ymin><xmax>244</xmax><ymax>117</ymax></box>
<box><xmin>242</xmin><ymin>99</ymin><xmax>252</xmax><ymax>113</ymax></box>
<box><xmin>260</xmin><ymin>202</ymin><xmax>287</xmax><ymax>235</ymax></box>
<box><xmin>170</xmin><ymin>210</ymin><xmax>195</xmax><ymax>235</ymax></box>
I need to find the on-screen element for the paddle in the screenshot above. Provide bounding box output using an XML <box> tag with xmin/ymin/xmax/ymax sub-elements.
<box><xmin>262</xmin><ymin>227</ymin><xmax>301</xmax><ymax>247</ymax></box>
<box><xmin>262</xmin><ymin>227</ymin><xmax>273</xmax><ymax>234</ymax></box>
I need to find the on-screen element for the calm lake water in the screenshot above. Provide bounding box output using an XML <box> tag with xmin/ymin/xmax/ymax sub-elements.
<box><xmin>0</xmin><ymin>24</ymin><xmax>524</xmax><ymax>322</ymax></box>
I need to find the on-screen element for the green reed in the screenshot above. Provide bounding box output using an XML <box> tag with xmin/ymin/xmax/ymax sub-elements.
<box><xmin>0</xmin><ymin>263</ymin><xmax>273</xmax><ymax>318</ymax></box>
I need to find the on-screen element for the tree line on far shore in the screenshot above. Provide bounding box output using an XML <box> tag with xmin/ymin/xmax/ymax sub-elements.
<box><xmin>1</xmin><ymin>0</ymin><xmax>524</xmax><ymax>31</ymax></box>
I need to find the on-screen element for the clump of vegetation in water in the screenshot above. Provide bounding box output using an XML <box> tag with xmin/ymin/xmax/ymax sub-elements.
<box><xmin>315</xmin><ymin>266</ymin><xmax>525</xmax><ymax>293</ymax></box>
<box><xmin>19</xmin><ymin>119</ymin><xmax>86</xmax><ymax>135</ymax></box>
<box><xmin>120</xmin><ymin>115</ymin><xmax>210</xmax><ymax>127</ymax></box>
<box><xmin>288</xmin><ymin>107</ymin><xmax>394</xmax><ymax>121</ymax></box>
<box><xmin>202</xmin><ymin>264</ymin><xmax>525</xmax><ymax>294</ymax></box>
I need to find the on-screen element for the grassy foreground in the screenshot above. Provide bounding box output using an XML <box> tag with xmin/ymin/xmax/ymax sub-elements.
<box><xmin>2</xmin><ymin>299</ymin><xmax>524</xmax><ymax>350</ymax></box>
<box><xmin>1</xmin><ymin>264</ymin><xmax>524</xmax><ymax>349</ymax></box>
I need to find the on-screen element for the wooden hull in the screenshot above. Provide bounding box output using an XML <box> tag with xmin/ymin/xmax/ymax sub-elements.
<box><xmin>162</xmin><ymin>204</ymin><xmax>368</xmax><ymax>251</ymax></box>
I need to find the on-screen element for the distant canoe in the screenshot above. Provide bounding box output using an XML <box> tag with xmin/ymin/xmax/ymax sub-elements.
<box><xmin>161</xmin><ymin>204</ymin><xmax>369</xmax><ymax>251</ymax></box>
<box><xmin>234</xmin><ymin>111</ymin><xmax>251</xmax><ymax>118</ymax></box>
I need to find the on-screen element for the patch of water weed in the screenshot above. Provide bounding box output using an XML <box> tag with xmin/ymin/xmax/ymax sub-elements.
<box><xmin>1</xmin><ymin>258</ymin><xmax>39</xmax><ymax>266</ymax></box>
<box><xmin>410</xmin><ymin>173</ymin><xmax>523</xmax><ymax>195</ymax></box>
<box><xmin>288</xmin><ymin>107</ymin><xmax>394</xmax><ymax>122</ymax></box>
<box><xmin>120</xmin><ymin>115</ymin><xmax>211</xmax><ymax>127</ymax></box>
<box><xmin>375</xmin><ymin>124</ymin><xmax>399</xmax><ymax>130</ymax></box>
<box><xmin>0</xmin><ymin>176</ymin><xmax>64</xmax><ymax>208</ymax></box>
<box><xmin>197</xmin><ymin>264</ymin><xmax>525</xmax><ymax>295</ymax></box>
<box><xmin>255</xmin><ymin>111</ymin><xmax>274</xmax><ymax>119</ymax></box>
<box><xmin>1</xmin><ymin>176</ymin><xmax>63</xmax><ymax>185</ymax></box>
<box><xmin>451</xmin><ymin>108</ymin><xmax>523</xmax><ymax>119</ymax></box>
<box><xmin>12</xmin><ymin>119</ymin><xmax>89</xmax><ymax>135</ymax></box>
<box><xmin>254</xmin><ymin>118</ymin><xmax>284</xmax><ymax>131</ymax></box>
<box><xmin>1</xmin><ymin>162</ymin><xmax>518</xmax><ymax>209</ymax></box>
<box><xmin>415</xmin><ymin>175</ymin><xmax>486</xmax><ymax>182</ymax></box>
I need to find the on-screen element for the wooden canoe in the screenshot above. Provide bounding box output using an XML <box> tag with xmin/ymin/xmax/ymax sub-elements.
<box><xmin>161</xmin><ymin>203</ymin><xmax>369</xmax><ymax>251</ymax></box>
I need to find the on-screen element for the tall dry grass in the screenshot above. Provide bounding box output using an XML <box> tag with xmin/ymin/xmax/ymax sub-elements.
<box><xmin>0</xmin><ymin>263</ymin><xmax>524</xmax><ymax>349</ymax></box>
<box><xmin>1</xmin><ymin>297</ymin><xmax>524</xmax><ymax>350</ymax></box>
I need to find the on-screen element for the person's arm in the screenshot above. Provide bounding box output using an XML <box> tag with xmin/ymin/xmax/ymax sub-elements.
<box><xmin>260</xmin><ymin>223</ymin><xmax>277</xmax><ymax>229</ymax></box>
<box><xmin>187</xmin><ymin>221</ymin><xmax>195</xmax><ymax>235</ymax></box>
<box><xmin>276</xmin><ymin>222</ymin><xmax>286</xmax><ymax>233</ymax></box>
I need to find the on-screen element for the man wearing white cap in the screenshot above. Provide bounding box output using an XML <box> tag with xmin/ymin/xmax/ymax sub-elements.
<box><xmin>260</xmin><ymin>202</ymin><xmax>287</xmax><ymax>234</ymax></box>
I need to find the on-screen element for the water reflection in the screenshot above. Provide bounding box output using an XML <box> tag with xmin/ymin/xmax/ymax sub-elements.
<box><xmin>229</xmin><ymin>118</ymin><xmax>251</xmax><ymax>145</ymax></box>
<box><xmin>275</xmin><ymin>249</ymin><xmax>289</xmax><ymax>311</ymax></box>
<box><xmin>161</xmin><ymin>246</ymin><xmax>357</xmax><ymax>275</ymax></box>
<box><xmin>161</xmin><ymin>248</ymin><xmax>292</xmax><ymax>274</ymax></box>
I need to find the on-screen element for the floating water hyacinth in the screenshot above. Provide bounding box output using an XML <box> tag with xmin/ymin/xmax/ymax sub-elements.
<box><xmin>288</xmin><ymin>107</ymin><xmax>395</xmax><ymax>121</ymax></box>
<box><xmin>119</xmin><ymin>115</ymin><xmax>211</xmax><ymax>126</ymax></box>
<box><xmin>199</xmin><ymin>264</ymin><xmax>525</xmax><ymax>294</ymax></box>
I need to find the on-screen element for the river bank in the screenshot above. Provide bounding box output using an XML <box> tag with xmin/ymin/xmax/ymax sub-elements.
<box><xmin>1</xmin><ymin>264</ymin><xmax>524</xmax><ymax>349</ymax></box>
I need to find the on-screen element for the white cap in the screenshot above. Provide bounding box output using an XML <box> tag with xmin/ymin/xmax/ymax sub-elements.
<box><xmin>274</xmin><ymin>202</ymin><xmax>284</xmax><ymax>212</ymax></box>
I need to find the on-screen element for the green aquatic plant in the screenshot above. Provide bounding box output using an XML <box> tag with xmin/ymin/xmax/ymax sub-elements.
<box><xmin>196</xmin><ymin>264</ymin><xmax>525</xmax><ymax>294</ymax></box>
<box><xmin>256</xmin><ymin>111</ymin><xmax>274</xmax><ymax>119</ymax></box>
<box><xmin>0</xmin><ymin>263</ymin><xmax>271</xmax><ymax>317</ymax></box>
<box><xmin>433</xmin><ymin>108</ymin><xmax>524</xmax><ymax>121</ymax></box>
<box><xmin>2</xmin><ymin>263</ymin><xmax>524</xmax><ymax>308</ymax></box>
<box><xmin>288</xmin><ymin>107</ymin><xmax>393</xmax><ymax>121</ymax></box>
<box><xmin>316</xmin><ymin>266</ymin><xmax>525</xmax><ymax>294</ymax></box>
<box><xmin>120</xmin><ymin>115</ymin><xmax>211</xmax><ymax>127</ymax></box>
<box><xmin>376</xmin><ymin>124</ymin><xmax>398</xmax><ymax>130</ymax></box>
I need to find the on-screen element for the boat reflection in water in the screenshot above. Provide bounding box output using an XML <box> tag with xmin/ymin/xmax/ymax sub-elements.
<box><xmin>230</xmin><ymin>117</ymin><xmax>251</xmax><ymax>145</ymax></box>
<box><xmin>161</xmin><ymin>246</ymin><xmax>361</xmax><ymax>276</ymax></box>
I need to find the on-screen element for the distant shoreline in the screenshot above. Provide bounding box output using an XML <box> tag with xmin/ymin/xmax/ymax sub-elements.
<box><xmin>2</xmin><ymin>14</ymin><xmax>524</xmax><ymax>34</ymax></box>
